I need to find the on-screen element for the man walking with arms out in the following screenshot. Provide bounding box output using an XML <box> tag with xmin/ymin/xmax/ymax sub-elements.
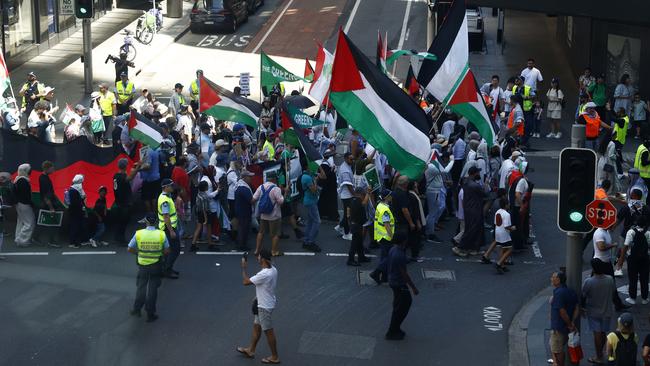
<box><xmin>237</xmin><ymin>249</ymin><xmax>280</xmax><ymax>364</ymax></box>
<box><xmin>128</xmin><ymin>213</ymin><xmax>169</xmax><ymax>323</ymax></box>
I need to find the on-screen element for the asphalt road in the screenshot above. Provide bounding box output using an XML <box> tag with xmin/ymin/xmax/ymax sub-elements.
<box><xmin>0</xmin><ymin>2</ymin><xmax>615</xmax><ymax>366</ymax></box>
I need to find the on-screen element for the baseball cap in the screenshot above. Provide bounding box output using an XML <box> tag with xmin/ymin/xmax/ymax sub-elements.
<box><xmin>200</xmin><ymin>123</ymin><xmax>211</xmax><ymax>131</ymax></box>
<box><xmin>75</xmin><ymin>104</ymin><xmax>87</xmax><ymax>112</ymax></box>
<box><xmin>90</xmin><ymin>91</ymin><xmax>101</xmax><ymax>99</ymax></box>
<box><xmin>619</xmin><ymin>312</ymin><xmax>634</xmax><ymax>327</ymax></box>
<box><xmin>511</xmin><ymin>151</ymin><xmax>522</xmax><ymax>159</ymax></box>
<box><xmin>161</xmin><ymin>178</ymin><xmax>174</xmax><ymax>188</ymax></box>
<box><xmin>259</xmin><ymin>249</ymin><xmax>272</xmax><ymax>261</ymax></box>
<box><xmin>143</xmin><ymin>212</ymin><xmax>157</xmax><ymax>225</ymax></box>
<box><xmin>584</xmin><ymin>102</ymin><xmax>597</xmax><ymax>109</ymax></box>
<box><xmin>215</xmin><ymin>139</ymin><xmax>228</xmax><ymax>148</ymax></box>
<box><xmin>43</xmin><ymin>86</ymin><xmax>55</xmax><ymax>95</ymax></box>
<box><xmin>174</xmin><ymin>83</ymin><xmax>184</xmax><ymax>89</ymax></box>
<box><xmin>120</xmin><ymin>71</ymin><xmax>127</xmax><ymax>77</ymax></box>
<box><xmin>233</xmin><ymin>123</ymin><xmax>244</xmax><ymax>132</ymax></box>
<box><xmin>27</xmin><ymin>71</ymin><xmax>36</xmax><ymax>77</ymax></box>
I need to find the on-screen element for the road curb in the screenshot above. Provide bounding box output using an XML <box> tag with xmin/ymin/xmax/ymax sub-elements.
<box><xmin>508</xmin><ymin>269</ymin><xmax>592</xmax><ymax>366</ymax></box>
<box><xmin>173</xmin><ymin>24</ymin><xmax>191</xmax><ymax>42</ymax></box>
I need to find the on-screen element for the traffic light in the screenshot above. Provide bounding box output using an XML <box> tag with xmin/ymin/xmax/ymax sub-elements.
<box><xmin>75</xmin><ymin>0</ymin><xmax>94</xmax><ymax>18</ymax></box>
<box><xmin>557</xmin><ymin>148</ymin><xmax>597</xmax><ymax>232</ymax></box>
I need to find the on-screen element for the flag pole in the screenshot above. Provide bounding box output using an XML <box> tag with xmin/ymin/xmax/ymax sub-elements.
<box><xmin>428</xmin><ymin>99</ymin><xmax>450</xmax><ymax>135</ymax></box>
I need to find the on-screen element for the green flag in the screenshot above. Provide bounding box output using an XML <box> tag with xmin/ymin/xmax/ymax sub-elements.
<box><xmin>261</xmin><ymin>51</ymin><xmax>307</xmax><ymax>90</ymax></box>
<box><xmin>285</xmin><ymin>103</ymin><xmax>325</xmax><ymax>129</ymax></box>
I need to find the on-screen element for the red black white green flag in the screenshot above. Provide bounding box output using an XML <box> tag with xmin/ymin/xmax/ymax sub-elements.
<box><xmin>329</xmin><ymin>30</ymin><xmax>432</xmax><ymax>179</ymax></box>
<box><xmin>199</xmin><ymin>75</ymin><xmax>262</xmax><ymax>128</ymax></box>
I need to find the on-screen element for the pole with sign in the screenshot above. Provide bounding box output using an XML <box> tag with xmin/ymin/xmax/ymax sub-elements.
<box><xmin>61</xmin><ymin>0</ymin><xmax>74</xmax><ymax>15</ymax></box>
<box><xmin>239</xmin><ymin>72</ymin><xmax>250</xmax><ymax>96</ymax></box>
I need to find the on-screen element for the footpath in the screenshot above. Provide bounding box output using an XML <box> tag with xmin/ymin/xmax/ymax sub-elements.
<box><xmin>8</xmin><ymin>0</ymin><xmax>193</xmax><ymax>138</ymax></box>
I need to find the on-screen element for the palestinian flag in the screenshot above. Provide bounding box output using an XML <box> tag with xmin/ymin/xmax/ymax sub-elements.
<box><xmin>128</xmin><ymin>110</ymin><xmax>163</xmax><ymax>149</ymax></box>
<box><xmin>404</xmin><ymin>64</ymin><xmax>420</xmax><ymax>96</ymax></box>
<box><xmin>376</xmin><ymin>31</ymin><xmax>389</xmax><ymax>74</ymax></box>
<box><xmin>416</xmin><ymin>0</ymin><xmax>496</xmax><ymax>144</ymax></box>
<box><xmin>329</xmin><ymin>30</ymin><xmax>432</xmax><ymax>180</ymax></box>
<box><xmin>0</xmin><ymin>129</ymin><xmax>133</xmax><ymax>208</ymax></box>
<box><xmin>309</xmin><ymin>44</ymin><xmax>334</xmax><ymax>105</ymax></box>
<box><xmin>304</xmin><ymin>59</ymin><xmax>315</xmax><ymax>82</ymax></box>
<box><xmin>280</xmin><ymin>108</ymin><xmax>322</xmax><ymax>162</ymax></box>
<box><xmin>386</xmin><ymin>49</ymin><xmax>436</xmax><ymax>67</ymax></box>
<box><xmin>199</xmin><ymin>75</ymin><xmax>262</xmax><ymax>128</ymax></box>
<box><xmin>284</xmin><ymin>103</ymin><xmax>325</xmax><ymax>129</ymax></box>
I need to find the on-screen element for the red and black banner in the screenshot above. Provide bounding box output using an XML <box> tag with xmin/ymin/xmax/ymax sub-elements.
<box><xmin>0</xmin><ymin>130</ymin><xmax>133</xmax><ymax>208</ymax></box>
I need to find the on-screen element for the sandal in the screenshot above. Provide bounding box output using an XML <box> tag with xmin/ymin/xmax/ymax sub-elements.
<box><xmin>261</xmin><ymin>357</ymin><xmax>281</xmax><ymax>364</ymax></box>
<box><xmin>236</xmin><ymin>347</ymin><xmax>254</xmax><ymax>359</ymax></box>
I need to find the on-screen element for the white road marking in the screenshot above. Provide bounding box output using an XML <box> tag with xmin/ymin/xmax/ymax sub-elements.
<box><xmin>215</xmin><ymin>263</ymin><xmax>221</xmax><ymax>266</ymax></box>
<box><xmin>326</xmin><ymin>253</ymin><xmax>348</xmax><ymax>257</ymax></box>
<box><xmin>343</xmin><ymin>0</ymin><xmax>362</xmax><ymax>33</ymax></box>
<box><xmin>531</xmin><ymin>241</ymin><xmax>543</xmax><ymax>259</ymax></box>
<box><xmin>522</xmin><ymin>260</ymin><xmax>546</xmax><ymax>265</ymax></box>
<box><xmin>197</xmin><ymin>251</ymin><xmax>243</xmax><ymax>255</ymax></box>
<box><xmin>284</xmin><ymin>252</ymin><xmax>315</xmax><ymax>256</ymax></box>
<box><xmin>0</xmin><ymin>252</ymin><xmax>49</xmax><ymax>256</ymax></box>
<box><xmin>483</xmin><ymin>306</ymin><xmax>503</xmax><ymax>331</ymax></box>
<box><xmin>534</xmin><ymin>188</ymin><xmax>558</xmax><ymax>196</ymax></box>
<box><xmin>251</xmin><ymin>0</ymin><xmax>296</xmax><ymax>53</ymax></box>
<box><xmin>196</xmin><ymin>35</ymin><xmax>209</xmax><ymax>47</ymax></box>
<box><xmin>62</xmin><ymin>251</ymin><xmax>116</xmax><ymax>255</ymax></box>
<box><xmin>397</xmin><ymin>0</ymin><xmax>413</xmax><ymax>50</ymax></box>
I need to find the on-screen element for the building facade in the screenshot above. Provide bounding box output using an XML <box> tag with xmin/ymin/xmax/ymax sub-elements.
<box><xmin>2</xmin><ymin>0</ymin><xmax>111</xmax><ymax>68</ymax></box>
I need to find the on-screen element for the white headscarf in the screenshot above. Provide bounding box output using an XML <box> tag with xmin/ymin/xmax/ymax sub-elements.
<box><xmin>14</xmin><ymin>163</ymin><xmax>31</xmax><ymax>183</ymax></box>
<box><xmin>71</xmin><ymin>174</ymin><xmax>86</xmax><ymax>199</ymax></box>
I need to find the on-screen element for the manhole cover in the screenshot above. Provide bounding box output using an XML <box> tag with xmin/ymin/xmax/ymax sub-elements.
<box><xmin>421</xmin><ymin>269</ymin><xmax>455</xmax><ymax>281</ymax></box>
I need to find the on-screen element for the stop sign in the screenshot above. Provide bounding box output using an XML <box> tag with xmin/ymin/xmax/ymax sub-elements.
<box><xmin>586</xmin><ymin>199</ymin><xmax>617</xmax><ymax>229</ymax></box>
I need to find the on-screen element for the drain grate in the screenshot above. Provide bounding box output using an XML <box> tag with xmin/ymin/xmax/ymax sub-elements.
<box><xmin>421</xmin><ymin>269</ymin><xmax>456</xmax><ymax>281</ymax></box>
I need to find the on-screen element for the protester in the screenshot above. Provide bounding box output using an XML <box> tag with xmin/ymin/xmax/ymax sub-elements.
<box><xmin>35</xmin><ymin>161</ymin><xmax>60</xmax><ymax>248</ymax></box>
<box><xmin>632</xmin><ymin>93</ymin><xmax>649</xmax><ymax>140</ymax></box>
<box><xmin>301</xmin><ymin>166</ymin><xmax>322</xmax><ymax>253</ymax></box>
<box><xmin>549</xmin><ymin>271</ymin><xmax>579</xmax><ymax>366</ymax></box>
<box><xmin>545</xmin><ymin>78</ymin><xmax>564</xmax><ymax>138</ymax></box>
<box><xmin>453</xmin><ymin>167</ymin><xmax>485</xmax><ymax>257</ymax></box>
<box><xmin>237</xmin><ymin>249</ymin><xmax>280</xmax><ymax>364</ymax></box>
<box><xmin>252</xmin><ymin>171</ymin><xmax>284</xmax><ymax>257</ymax></box>
<box><xmin>385</xmin><ymin>232</ymin><xmax>419</xmax><ymax>341</ymax></box>
<box><xmin>88</xmin><ymin>186</ymin><xmax>109</xmax><ymax>247</ymax></box>
<box><xmin>520</xmin><ymin>58</ymin><xmax>543</xmax><ymax>91</ymax></box>
<box><xmin>335</xmin><ymin>152</ymin><xmax>355</xmax><ymax>240</ymax></box>
<box><xmin>13</xmin><ymin>164</ymin><xmax>35</xmax><ymax>247</ymax></box>
<box><xmin>582</xmin><ymin>258</ymin><xmax>616</xmax><ymax>365</ymax></box>
<box><xmin>606</xmin><ymin>313</ymin><xmax>638</xmax><ymax>365</ymax></box>
<box><xmin>67</xmin><ymin>174</ymin><xmax>88</xmax><ymax>249</ymax></box>
<box><xmin>613</xmin><ymin>74</ymin><xmax>634</xmax><ymax>117</ymax></box>
<box><xmin>234</xmin><ymin>170</ymin><xmax>255</xmax><ymax>251</ymax></box>
<box><xmin>617</xmin><ymin>215</ymin><xmax>650</xmax><ymax>305</ymax></box>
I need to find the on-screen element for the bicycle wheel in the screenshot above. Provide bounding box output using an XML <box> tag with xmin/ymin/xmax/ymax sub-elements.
<box><xmin>138</xmin><ymin>27</ymin><xmax>154</xmax><ymax>45</ymax></box>
<box><xmin>125</xmin><ymin>44</ymin><xmax>136</xmax><ymax>62</ymax></box>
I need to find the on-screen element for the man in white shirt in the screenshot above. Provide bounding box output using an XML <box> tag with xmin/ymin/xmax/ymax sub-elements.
<box><xmin>616</xmin><ymin>219</ymin><xmax>650</xmax><ymax>305</ymax></box>
<box><xmin>238</xmin><ymin>249</ymin><xmax>280</xmax><ymax>364</ymax></box>
<box><xmin>593</xmin><ymin>227</ymin><xmax>627</xmax><ymax>310</ymax></box>
<box><xmin>520</xmin><ymin>58</ymin><xmax>543</xmax><ymax>91</ymax></box>
<box><xmin>441</xmin><ymin>115</ymin><xmax>456</xmax><ymax>139</ymax></box>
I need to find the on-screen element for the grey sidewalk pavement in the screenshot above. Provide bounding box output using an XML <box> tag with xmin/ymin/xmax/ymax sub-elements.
<box><xmin>9</xmin><ymin>0</ymin><xmax>192</xmax><ymax>139</ymax></box>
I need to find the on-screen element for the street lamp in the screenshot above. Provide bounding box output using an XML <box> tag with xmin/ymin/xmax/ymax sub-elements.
<box><xmin>426</xmin><ymin>0</ymin><xmax>436</xmax><ymax>48</ymax></box>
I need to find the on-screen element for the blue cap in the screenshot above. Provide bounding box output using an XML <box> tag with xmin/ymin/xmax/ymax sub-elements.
<box><xmin>233</xmin><ymin>123</ymin><xmax>244</xmax><ymax>132</ymax></box>
<box><xmin>161</xmin><ymin>178</ymin><xmax>174</xmax><ymax>188</ymax></box>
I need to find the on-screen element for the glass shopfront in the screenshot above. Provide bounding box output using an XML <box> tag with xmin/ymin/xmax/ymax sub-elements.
<box><xmin>2</xmin><ymin>0</ymin><xmax>35</xmax><ymax>58</ymax></box>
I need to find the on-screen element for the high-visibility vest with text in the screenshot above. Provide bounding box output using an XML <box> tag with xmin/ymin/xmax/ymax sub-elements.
<box><xmin>513</xmin><ymin>85</ymin><xmax>532</xmax><ymax>111</ymax></box>
<box><xmin>135</xmin><ymin>229</ymin><xmax>165</xmax><ymax>265</ymax></box>
<box><xmin>374</xmin><ymin>202</ymin><xmax>395</xmax><ymax>242</ymax></box>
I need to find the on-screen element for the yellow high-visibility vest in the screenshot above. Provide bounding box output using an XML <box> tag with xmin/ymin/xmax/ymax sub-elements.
<box><xmin>512</xmin><ymin>85</ymin><xmax>532</xmax><ymax>111</ymax></box>
<box><xmin>374</xmin><ymin>202</ymin><xmax>395</xmax><ymax>242</ymax></box>
<box><xmin>99</xmin><ymin>91</ymin><xmax>116</xmax><ymax>116</ymax></box>
<box><xmin>157</xmin><ymin>193</ymin><xmax>178</xmax><ymax>230</ymax></box>
<box><xmin>190</xmin><ymin>80</ymin><xmax>199</xmax><ymax>101</ymax></box>
<box><xmin>635</xmin><ymin>145</ymin><xmax>650</xmax><ymax>179</ymax></box>
<box><xmin>613</xmin><ymin>116</ymin><xmax>629</xmax><ymax>145</ymax></box>
<box><xmin>135</xmin><ymin>229</ymin><xmax>165</xmax><ymax>265</ymax></box>
<box><xmin>115</xmin><ymin>81</ymin><xmax>135</xmax><ymax>104</ymax></box>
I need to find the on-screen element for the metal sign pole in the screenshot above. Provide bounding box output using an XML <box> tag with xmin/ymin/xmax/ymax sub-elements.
<box><xmin>566</xmin><ymin>124</ymin><xmax>586</xmax><ymax>296</ymax></box>
<box><xmin>82</xmin><ymin>18</ymin><xmax>93</xmax><ymax>94</ymax></box>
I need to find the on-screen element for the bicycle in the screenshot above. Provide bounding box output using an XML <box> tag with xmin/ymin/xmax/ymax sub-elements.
<box><xmin>135</xmin><ymin>11</ymin><xmax>158</xmax><ymax>45</ymax></box>
<box><xmin>119</xmin><ymin>29</ymin><xmax>136</xmax><ymax>62</ymax></box>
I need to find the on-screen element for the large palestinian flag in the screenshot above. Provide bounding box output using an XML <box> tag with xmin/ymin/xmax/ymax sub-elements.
<box><xmin>128</xmin><ymin>110</ymin><xmax>163</xmax><ymax>149</ymax></box>
<box><xmin>0</xmin><ymin>130</ymin><xmax>133</xmax><ymax>208</ymax></box>
<box><xmin>417</xmin><ymin>0</ymin><xmax>496</xmax><ymax>144</ymax></box>
<box><xmin>199</xmin><ymin>75</ymin><xmax>262</xmax><ymax>128</ymax></box>
<box><xmin>329</xmin><ymin>30</ymin><xmax>432</xmax><ymax>179</ymax></box>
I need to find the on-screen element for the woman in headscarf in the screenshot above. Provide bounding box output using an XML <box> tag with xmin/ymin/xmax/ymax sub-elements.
<box><xmin>318</xmin><ymin>147</ymin><xmax>339</xmax><ymax>222</ymax></box>
<box><xmin>68</xmin><ymin>174</ymin><xmax>89</xmax><ymax>248</ymax></box>
<box><xmin>14</xmin><ymin>164</ymin><xmax>35</xmax><ymax>246</ymax></box>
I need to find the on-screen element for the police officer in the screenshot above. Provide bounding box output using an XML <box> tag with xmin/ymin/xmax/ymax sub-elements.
<box><xmin>115</xmin><ymin>72</ymin><xmax>135</xmax><ymax>115</ymax></box>
<box><xmin>369</xmin><ymin>189</ymin><xmax>395</xmax><ymax>284</ymax></box>
<box><xmin>158</xmin><ymin>178</ymin><xmax>180</xmax><ymax>279</ymax></box>
<box><xmin>189</xmin><ymin>69</ymin><xmax>202</xmax><ymax>119</ymax></box>
<box><xmin>128</xmin><ymin>213</ymin><xmax>169</xmax><ymax>322</ymax></box>
<box><xmin>18</xmin><ymin>72</ymin><xmax>44</xmax><ymax>117</ymax></box>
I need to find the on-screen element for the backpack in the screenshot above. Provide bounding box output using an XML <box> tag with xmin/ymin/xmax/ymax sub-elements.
<box><xmin>258</xmin><ymin>184</ymin><xmax>276</xmax><ymax>215</ymax></box>
<box><xmin>630</xmin><ymin>228</ymin><xmax>648</xmax><ymax>259</ymax></box>
<box><xmin>614</xmin><ymin>331</ymin><xmax>637</xmax><ymax>366</ymax></box>
<box><xmin>296</xmin><ymin>172</ymin><xmax>308</xmax><ymax>198</ymax></box>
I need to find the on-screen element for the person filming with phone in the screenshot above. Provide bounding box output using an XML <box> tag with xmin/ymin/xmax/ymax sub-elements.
<box><xmin>237</xmin><ymin>249</ymin><xmax>281</xmax><ymax>364</ymax></box>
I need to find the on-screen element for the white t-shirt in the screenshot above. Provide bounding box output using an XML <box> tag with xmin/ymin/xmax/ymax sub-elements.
<box><xmin>494</xmin><ymin>208</ymin><xmax>512</xmax><ymax>243</ymax></box>
<box><xmin>250</xmin><ymin>266</ymin><xmax>278</xmax><ymax>310</ymax></box>
<box><xmin>521</xmin><ymin>67</ymin><xmax>543</xmax><ymax>91</ymax></box>
<box><xmin>499</xmin><ymin>159</ymin><xmax>516</xmax><ymax>189</ymax></box>
<box><xmin>514</xmin><ymin>178</ymin><xmax>528</xmax><ymax>206</ymax></box>
<box><xmin>593</xmin><ymin>228</ymin><xmax>613</xmax><ymax>262</ymax></box>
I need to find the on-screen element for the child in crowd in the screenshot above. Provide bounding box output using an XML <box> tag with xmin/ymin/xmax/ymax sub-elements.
<box><xmin>533</xmin><ymin>100</ymin><xmax>543</xmax><ymax>138</ymax></box>
<box><xmin>481</xmin><ymin>198</ymin><xmax>516</xmax><ymax>274</ymax></box>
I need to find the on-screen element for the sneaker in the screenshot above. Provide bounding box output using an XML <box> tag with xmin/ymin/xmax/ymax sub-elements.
<box><xmin>68</xmin><ymin>244</ymin><xmax>80</xmax><ymax>249</ymax></box>
<box><xmin>480</xmin><ymin>256</ymin><xmax>491</xmax><ymax>264</ymax></box>
<box><xmin>496</xmin><ymin>264</ymin><xmax>504</xmax><ymax>274</ymax></box>
<box><xmin>341</xmin><ymin>233</ymin><xmax>352</xmax><ymax>241</ymax></box>
<box><xmin>642</xmin><ymin>298</ymin><xmax>650</xmax><ymax>305</ymax></box>
<box><xmin>211</xmin><ymin>235</ymin><xmax>220</xmax><ymax>241</ymax></box>
<box><xmin>334</xmin><ymin>225</ymin><xmax>344</xmax><ymax>235</ymax></box>
<box><xmin>614</xmin><ymin>269</ymin><xmax>624</xmax><ymax>277</ymax></box>
<box><xmin>555</xmin><ymin>132</ymin><xmax>562</xmax><ymax>139</ymax></box>
<box><xmin>414</xmin><ymin>256</ymin><xmax>424</xmax><ymax>263</ymax></box>
<box><xmin>100</xmin><ymin>241</ymin><xmax>109</xmax><ymax>246</ymax></box>
<box><xmin>81</xmin><ymin>241</ymin><xmax>92</xmax><ymax>247</ymax></box>
<box><xmin>451</xmin><ymin>246</ymin><xmax>467</xmax><ymax>257</ymax></box>
<box><xmin>48</xmin><ymin>243</ymin><xmax>61</xmax><ymax>248</ymax></box>
<box><xmin>625</xmin><ymin>297</ymin><xmax>636</xmax><ymax>305</ymax></box>
<box><xmin>546</xmin><ymin>132</ymin><xmax>555</xmax><ymax>138</ymax></box>
<box><xmin>88</xmin><ymin>239</ymin><xmax>98</xmax><ymax>248</ymax></box>
<box><xmin>468</xmin><ymin>250</ymin><xmax>480</xmax><ymax>256</ymax></box>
